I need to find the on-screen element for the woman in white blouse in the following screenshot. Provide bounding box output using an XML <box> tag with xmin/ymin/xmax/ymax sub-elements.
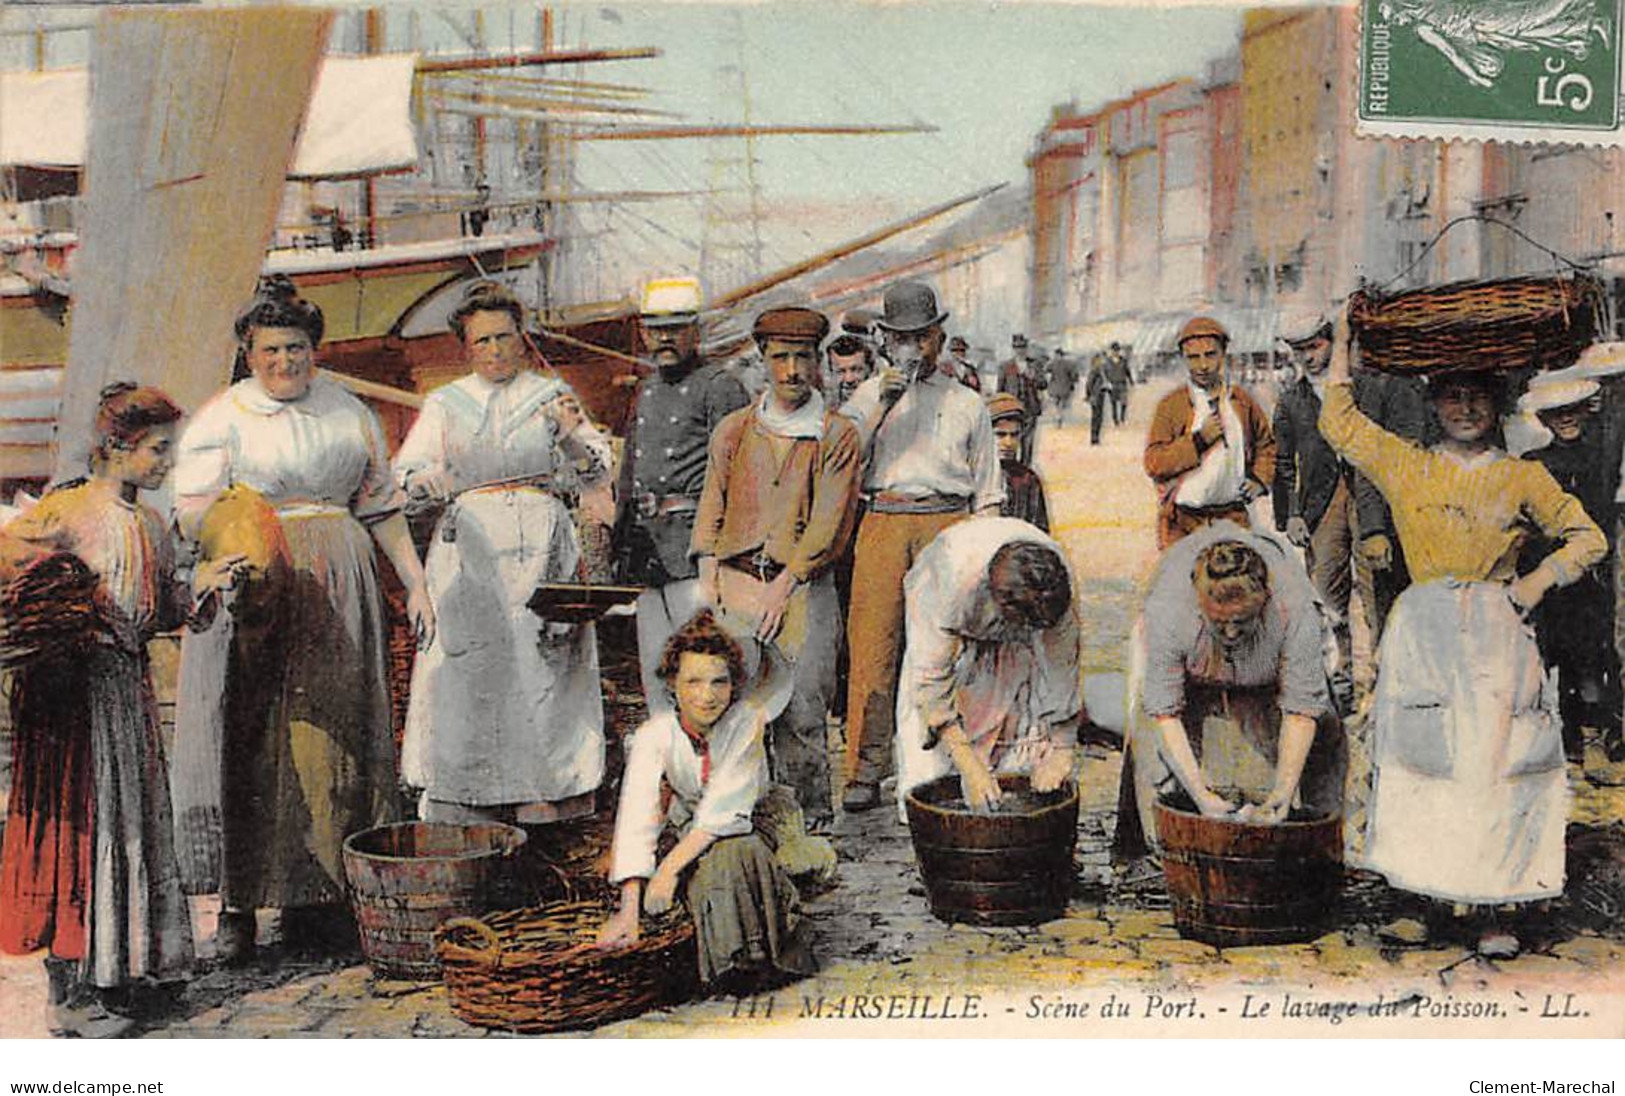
<box><xmin>394</xmin><ymin>281</ymin><xmax>613</xmax><ymax>824</ymax></box>
<box><xmin>171</xmin><ymin>278</ymin><xmax>432</xmax><ymax>962</ymax></box>
<box><xmin>597</xmin><ymin>610</ymin><xmax>815</xmax><ymax>991</ymax></box>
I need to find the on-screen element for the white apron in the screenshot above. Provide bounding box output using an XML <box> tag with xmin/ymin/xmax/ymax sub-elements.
<box><xmin>394</xmin><ymin>371</ymin><xmax>610</xmax><ymax>808</ymax></box>
<box><xmin>402</xmin><ymin>486</ymin><xmax>604</xmax><ymax>805</ymax></box>
<box><xmin>1361</xmin><ymin>580</ymin><xmax>1567</xmax><ymax>905</ymax></box>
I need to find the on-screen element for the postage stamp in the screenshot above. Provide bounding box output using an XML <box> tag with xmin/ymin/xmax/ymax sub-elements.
<box><xmin>1358</xmin><ymin>0</ymin><xmax>1625</xmax><ymax>143</ymax></box>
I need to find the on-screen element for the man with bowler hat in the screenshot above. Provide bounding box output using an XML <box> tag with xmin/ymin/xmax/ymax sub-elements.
<box><xmin>692</xmin><ymin>305</ymin><xmax>861</xmax><ymax>825</ymax></box>
<box><xmin>615</xmin><ymin>276</ymin><xmax>751</xmax><ymax>710</ymax></box>
<box><xmin>836</xmin><ymin>281</ymin><xmax>1003</xmax><ymax>811</ymax></box>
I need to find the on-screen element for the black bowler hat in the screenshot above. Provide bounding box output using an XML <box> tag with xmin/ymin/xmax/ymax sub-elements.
<box><xmin>874</xmin><ymin>281</ymin><xmax>948</xmax><ymax>334</ymax></box>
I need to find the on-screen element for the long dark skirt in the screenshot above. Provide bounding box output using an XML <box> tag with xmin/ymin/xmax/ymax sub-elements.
<box><xmin>684</xmin><ymin>831</ymin><xmax>816</xmax><ymax>985</ymax></box>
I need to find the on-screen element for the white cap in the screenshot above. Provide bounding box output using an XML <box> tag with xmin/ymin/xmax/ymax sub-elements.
<box><xmin>640</xmin><ymin>276</ymin><xmax>703</xmax><ymax>326</ymax></box>
<box><xmin>1518</xmin><ymin>377</ymin><xmax>1599</xmax><ymax>415</ymax></box>
<box><xmin>1575</xmin><ymin>341</ymin><xmax>1625</xmax><ymax>379</ymax></box>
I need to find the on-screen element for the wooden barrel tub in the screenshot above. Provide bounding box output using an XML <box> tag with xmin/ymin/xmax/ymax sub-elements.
<box><xmin>905</xmin><ymin>774</ymin><xmax>1079</xmax><ymax>927</ymax></box>
<box><xmin>342</xmin><ymin>821</ymin><xmax>527</xmax><ymax>980</ymax></box>
<box><xmin>1154</xmin><ymin>795</ymin><xmax>1343</xmax><ymax>948</ymax></box>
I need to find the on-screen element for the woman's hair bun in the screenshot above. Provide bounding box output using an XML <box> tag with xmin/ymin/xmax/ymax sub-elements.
<box><xmin>98</xmin><ymin>380</ymin><xmax>138</xmax><ymax>402</ymax></box>
<box><xmin>255</xmin><ymin>274</ymin><xmax>300</xmax><ymax>303</ymax></box>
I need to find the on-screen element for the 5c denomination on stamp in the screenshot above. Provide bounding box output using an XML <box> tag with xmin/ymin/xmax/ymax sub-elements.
<box><xmin>1358</xmin><ymin>0</ymin><xmax>1624</xmax><ymax>144</ymax></box>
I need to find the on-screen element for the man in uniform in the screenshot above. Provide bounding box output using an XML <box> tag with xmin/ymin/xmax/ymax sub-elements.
<box><xmin>692</xmin><ymin>306</ymin><xmax>860</xmax><ymax>826</ymax></box>
<box><xmin>998</xmin><ymin>334</ymin><xmax>1047</xmax><ymax>465</ymax></box>
<box><xmin>837</xmin><ymin>281</ymin><xmax>1003</xmax><ymax>811</ymax></box>
<box><xmin>1144</xmin><ymin>316</ymin><xmax>1275</xmax><ymax>548</ymax></box>
<box><xmin>615</xmin><ymin>276</ymin><xmax>751</xmax><ymax>710</ymax></box>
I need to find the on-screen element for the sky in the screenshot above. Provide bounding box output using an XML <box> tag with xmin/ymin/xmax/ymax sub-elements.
<box><xmin>2</xmin><ymin>2</ymin><xmax>1246</xmax><ymax>295</ymax></box>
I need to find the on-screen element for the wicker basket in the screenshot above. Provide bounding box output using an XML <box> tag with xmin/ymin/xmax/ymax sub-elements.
<box><xmin>0</xmin><ymin>552</ymin><xmax>101</xmax><ymax>669</ymax></box>
<box><xmin>435</xmin><ymin>902</ymin><xmax>698</xmax><ymax>1034</ymax></box>
<box><xmin>1349</xmin><ymin>274</ymin><xmax>1604</xmax><ymax>376</ymax></box>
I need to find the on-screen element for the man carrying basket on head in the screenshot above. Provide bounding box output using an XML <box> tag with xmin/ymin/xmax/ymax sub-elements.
<box><xmin>1320</xmin><ymin>305</ymin><xmax>1605</xmax><ymax>959</ymax></box>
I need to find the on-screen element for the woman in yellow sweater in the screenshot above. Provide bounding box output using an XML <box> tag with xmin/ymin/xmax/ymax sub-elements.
<box><xmin>1319</xmin><ymin>309</ymin><xmax>1605</xmax><ymax>957</ymax></box>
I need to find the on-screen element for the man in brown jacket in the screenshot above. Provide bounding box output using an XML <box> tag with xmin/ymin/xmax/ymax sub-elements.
<box><xmin>692</xmin><ymin>305</ymin><xmax>861</xmax><ymax>826</ymax></box>
<box><xmin>1144</xmin><ymin>316</ymin><xmax>1276</xmax><ymax>548</ymax></box>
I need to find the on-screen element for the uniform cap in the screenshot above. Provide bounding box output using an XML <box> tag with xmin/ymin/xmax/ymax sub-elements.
<box><xmin>640</xmin><ymin>277</ymin><xmax>703</xmax><ymax>327</ymax></box>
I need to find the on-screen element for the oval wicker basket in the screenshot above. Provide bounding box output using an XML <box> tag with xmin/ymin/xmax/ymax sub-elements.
<box><xmin>1349</xmin><ymin>274</ymin><xmax>1604</xmax><ymax>376</ymax></box>
<box><xmin>435</xmin><ymin>902</ymin><xmax>698</xmax><ymax>1034</ymax></box>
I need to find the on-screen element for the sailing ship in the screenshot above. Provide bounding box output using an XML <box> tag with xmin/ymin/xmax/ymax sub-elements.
<box><xmin>0</xmin><ymin>5</ymin><xmax>999</xmax><ymax>486</ymax></box>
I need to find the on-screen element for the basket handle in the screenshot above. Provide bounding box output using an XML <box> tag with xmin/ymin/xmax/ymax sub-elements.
<box><xmin>1375</xmin><ymin>214</ymin><xmax>1589</xmax><ymax>293</ymax></box>
<box><xmin>438</xmin><ymin>917</ymin><xmax>502</xmax><ymax>969</ymax></box>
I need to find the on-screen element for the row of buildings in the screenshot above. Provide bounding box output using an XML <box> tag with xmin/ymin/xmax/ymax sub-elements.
<box><xmin>1025</xmin><ymin>6</ymin><xmax>1625</xmax><ymax>366</ymax></box>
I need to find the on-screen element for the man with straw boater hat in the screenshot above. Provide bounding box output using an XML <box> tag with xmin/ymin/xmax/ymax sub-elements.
<box><xmin>691</xmin><ymin>305</ymin><xmax>861</xmax><ymax>827</ymax></box>
<box><xmin>836</xmin><ymin>280</ymin><xmax>1002</xmax><ymax>811</ymax></box>
<box><xmin>616</xmin><ymin>276</ymin><xmax>751</xmax><ymax>711</ymax></box>
<box><xmin>1271</xmin><ymin>311</ymin><xmax>1357</xmax><ymax>711</ymax></box>
<box><xmin>1144</xmin><ymin>315</ymin><xmax>1276</xmax><ymax>548</ymax></box>
<box><xmin>1518</xmin><ymin>370</ymin><xmax>1623</xmax><ymax>765</ymax></box>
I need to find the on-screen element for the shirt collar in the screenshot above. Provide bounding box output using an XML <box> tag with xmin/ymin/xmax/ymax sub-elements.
<box><xmin>756</xmin><ymin>390</ymin><xmax>826</xmax><ymax>439</ymax></box>
<box><xmin>231</xmin><ymin>374</ymin><xmax>333</xmax><ymax>417</ymax></box>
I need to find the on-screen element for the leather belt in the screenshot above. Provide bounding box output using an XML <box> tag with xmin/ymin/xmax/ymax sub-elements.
<box><xmin>866</xmin><ymin>491</ymin><xmax>970</xmax><ymax>515</ymax></box>
<box><xmin>1175</xmin><ymin>499</ymin><xmax>1249</xmax><ymax>516</ymax></box>
<box><xmin>636</xmin><ymin>493</ymin><xmax>700</xmax><ymax>520</ymax></box>
<box><xmin>721</xmin><ymin>550</ymin><xmax>785</xmax><ymax>583</ymax></box>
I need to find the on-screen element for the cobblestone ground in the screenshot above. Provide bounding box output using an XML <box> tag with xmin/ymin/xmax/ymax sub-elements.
<box><xmin>3</xmin><ymin>378</ymin><xmax>1623</xmax><ymax>1038</ymax></box>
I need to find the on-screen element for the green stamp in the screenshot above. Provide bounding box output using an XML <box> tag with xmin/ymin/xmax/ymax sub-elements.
<box><xmin>1360</xmin><ymin>0</ymin><xmax>1621</xmax><ymax>132</ymax></box>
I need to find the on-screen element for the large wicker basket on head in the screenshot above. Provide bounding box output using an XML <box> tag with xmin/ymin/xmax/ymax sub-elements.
<box><xmin>1349</xmin><ymin>274</ymin><xmax>1605</xmax><ymax>376</ymax></box>
<box><xmin>435</xmin><ymin>902</ymin><xmax>698</xmax><ymax>1034</ymax></box>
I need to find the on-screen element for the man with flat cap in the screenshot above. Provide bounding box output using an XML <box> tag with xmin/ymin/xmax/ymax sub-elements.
<box><xmin>836</xmin><ymin>280</ymin><xmax>1003</xmax><ymax>811</ymax></box>
<box><xmin>616</xmin><ymin>276</ymin><xmax>751</xmax><ymax>710</ymax></box>
<box><xmin>989</xmin><ymin>392</ymin><xmax>1050</xmax><ymax>532</ymax></box>
<box><xmin>692</xmin><ymin>306</ymin><xmax>861</xmax><ymax>826</ymax></box>
<box><xmin>945</xmin><ymin>336</ymin><xmax>983</xmax><ymax>393</ymax></box>
<box><xmin>1271</xmin><ymin>313</ymin><xmax>1356</xmax><ymax>711</ymax></box>
<box><xmin>999</xmin><ymin>333</ymin><xmax>1047</xmax><ymax>465</ymax></box>
<box><xmin>1144</xmin><ymin>315</ymin><xmax>1276</xmax><ymax>548</ymax></box>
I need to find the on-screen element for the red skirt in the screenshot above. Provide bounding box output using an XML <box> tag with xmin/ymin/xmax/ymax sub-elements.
<box><xmin>0</xmin><ymin>658</ymin><xmax>92</xmax><ymax>960</ymax></box>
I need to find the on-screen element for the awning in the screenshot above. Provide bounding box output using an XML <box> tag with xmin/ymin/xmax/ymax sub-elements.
<box><xmin>1132</xmin><ymin>314</ymin><xmax>1186</xmax><ymax>359</ymax></box>
<box><xmin>1061</xmin><ymin>318</ymin><xmax>1141</xmax><ymax>354</ymax></box>
<box><xmin>1</xmin><ymin>54</ymin><xmax>419</xmax><ymax>179</ymax></box>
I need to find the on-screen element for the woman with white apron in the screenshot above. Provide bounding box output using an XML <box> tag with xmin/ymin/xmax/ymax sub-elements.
<box><xmin>1320</xmin><ymin>308</ymin><xmax>1606</xmax><ymax>957</ymax></box>
<box><xmin>893</xmin><ymin>516</ymin><xmax>1085</xmax><ymax>816</ymax></box>
<box><xmin>395</xmin><ymin>282</ymin><xmax>613</xmax><ymax>824</ymax></box>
